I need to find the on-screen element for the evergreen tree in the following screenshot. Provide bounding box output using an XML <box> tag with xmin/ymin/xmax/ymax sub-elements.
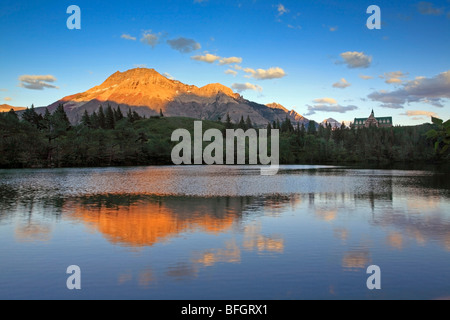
<box><xmin>8</xmin><ymin>109</ymin><xmax>18</xmax><ymax>120</ymax></box>
<box><xmin>246</xmin><ymin>116</ymin><xmax>253</xmax><ymax>129</ymax></box>
<box><xmin>105</xmin><ymin>105</ymin><xmax>115</xmax><ymax>129</ymax></box>
<box><xmin>307</xmin><ymin>121</ymin><xmax>317</xmax><ymax>135</ymax></box>
<box><xmin>44</xmin><ymin>108</ymin><xmax>51</xmax><ymax>122</ymax></box>
<box><xmin>132</xmin><ymin>111</ymin><xmax>141</xmax><ymax>122</ymax></box>
<box><xmin>225</xmin><ymin>113</ymin><xmax>233</xmax><ymax>129</ymax></box>
<box><xmin>300</xmin><ymin>123</ymin><xmax>306</xmax><ymax>138</ymax></box>
<box><xmin>22</xmin><ymin>104</ymin><xmax>40</xmax><ymax>128</ymax></box>
<box><xmin>53</xmin><ymin>104</ymin><xmax>71</xmax><ymax>129</ymax></box>
<box><xmin>318</xmin><ymin>123</ymin><xmax>326</xmax><ymax>138</ymax></box>
<box><xmin>98</xmin><ymin>106</ymin><xmax>106</xmax><ymax>129</ymax></box>
<box><xmin>90</xmin><ymin>111</ymin><xmax>99</xmax><ymax>129</ymax></box>
<box><xmin>238</xmin><ymin>116</ymin><xmax>246</xmax><ymax>130</ymax></box>
<box><xmin>42</xmin><ymin>108</ymin><xmax>52</xmax><ymax>130</ymax></box>
<box><xmin>127</xmin><ymin>108</ymin><xmax>133</xmax><ymax>122</ymax></box>
<box><xmin>281</xmin><ymin>117</ymin><xmax>294</xmax><ymax>133</ymax></box>
<box><xmin>81</xmin><ymin>110</ymin><xmax>91</xmax><ymax>127</ymax></box>
<box><xmin>114</xmin><ymin>106</ymin><xmax>124</xmax><ymax>122</ymax></box>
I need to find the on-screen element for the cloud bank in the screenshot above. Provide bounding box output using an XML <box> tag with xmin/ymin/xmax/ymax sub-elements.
<box><xmin>337</xmin><ymin>51</ymin><xmax>372</xmax><ymax>69</ymax></box>
<box><xmin>167</xmin><ymin>37</ymin><xmax>201</xmax><ymax>53</ymax></box>
<box><xmin>244</xmin><ymin>67</ymin><xmax>286</xmax><ymax>80</ymax></box>
<box><xmin>333</xmin><ymin>78</ymin><xmax>351</xmax><ymax>89</ymax></box>
<box><xmin>368</xmin><ymin>70</ymin><xmax>450</xmax><ymax>109</ymax></box>
<box><xmin>19</xmin><ymin>75</ymin><xmax>58</xmax><ymax>90</ymax></box>
<box><xmin>232</xmin><ymin>83</ymin><xmax>263</xmax><ymax>93</ymax></box>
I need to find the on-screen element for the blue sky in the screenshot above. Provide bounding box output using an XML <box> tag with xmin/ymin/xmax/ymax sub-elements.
<box><xmin>1</xmin><ymin>0</ymin><xmax>449</xmax><ymax>125</ymax></box>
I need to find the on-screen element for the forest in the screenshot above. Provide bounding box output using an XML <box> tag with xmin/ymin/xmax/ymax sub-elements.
<box><xmin>0</xmin><ymin>105</ymin><xmax>448</xmax><ymax>168</ymax></box>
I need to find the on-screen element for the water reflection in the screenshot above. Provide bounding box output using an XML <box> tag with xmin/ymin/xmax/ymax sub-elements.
<box><xmin>15</xmin><ymin>224</ymin><xmax>52</xmax><ymax>242</ymax></box>
<box><xmin>0</xmin><ymin>166</ymin><xmax>449</xmax><ymax>299</ymax></box>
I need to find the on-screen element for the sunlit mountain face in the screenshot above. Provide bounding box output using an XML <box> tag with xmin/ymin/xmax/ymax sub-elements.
<box><xmin>0</xmin><ymin>104</ymin><xmax>26</xmax><ymax>112</ymax></box>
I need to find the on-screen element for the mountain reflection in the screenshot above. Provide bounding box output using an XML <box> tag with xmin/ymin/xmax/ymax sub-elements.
<box><xmin>65</xmin><ymin>195</ymin><xmax>260</xmax><ymax>247</ymax></box>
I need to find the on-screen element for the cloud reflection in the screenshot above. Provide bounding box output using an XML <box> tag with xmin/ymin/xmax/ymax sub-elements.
<box><xmin>342</xmin><ymin>251</ymin><xmax>371</xmax><ymax>271</ymax></box>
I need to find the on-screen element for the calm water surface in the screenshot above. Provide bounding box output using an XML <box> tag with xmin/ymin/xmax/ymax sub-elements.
<box><xmin>0</xmin><ymin>165</ymin><xmax>449</xmax><ymax>300</ymax></box>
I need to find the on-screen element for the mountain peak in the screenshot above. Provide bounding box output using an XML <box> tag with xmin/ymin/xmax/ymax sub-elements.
<box><xmin>266</xmin><ymin>103</ymin><xmax>289</xmax><ymax>112</ymax></box>
<box><xmin>103</xmin><ymin>68</ymin><xmax>166</xmax><ymax>84</ymax></box>
<box><xmin>321</xmin><ymin>118</ymin><xmax>341</xmax><ymax>128</ymax></box>
<box><xmin>199</xmin><ymin>83</ymin><xmax>236</xmax><ymax>97</ymax></box>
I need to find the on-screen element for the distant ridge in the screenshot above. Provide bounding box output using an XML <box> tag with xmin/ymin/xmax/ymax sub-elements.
<box><xmin>0</xmin><ymin>104</ymin><xmax>26</xmax><ymax>112</ymax></box>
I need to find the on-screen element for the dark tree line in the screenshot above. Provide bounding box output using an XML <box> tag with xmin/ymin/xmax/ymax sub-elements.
<box><xmin>0</xmin><ymin>107</ymin><xmax>448</xmax><ymax>168</ymax></box>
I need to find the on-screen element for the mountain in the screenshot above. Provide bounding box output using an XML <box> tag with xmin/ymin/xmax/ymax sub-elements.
<box><xmin>266</xmin><ymin>103</ymin><xmax>308</xmax><ymax>125</ymax></box>
<box><xmin>43</xmin><ymin>68</ymin><xmax>309</xmax><ymax>126</ymax></box>
<box><xmin>266</xmin><ymin>103</ymin><xmax>289</xmax><ymax>113</ymax></box>
<box><xmin>320</xmin><ymin>118</ymin><xmax>341</xmax><ymax>129</ymax></box>
<box><xmin>0</xmin><ymin>104</ymin><xmax>26</xmax><ymax>112</ymax></box>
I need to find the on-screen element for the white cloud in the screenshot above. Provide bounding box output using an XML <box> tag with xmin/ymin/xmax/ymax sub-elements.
<box><xmin>277</xmin><ymin>4</ymin><xmax>289</xmax><ymax>16</ymax></box>
<box><xmin>167</xmin><ymin>37</ymin><xmax>201</xmax><ymax>53</ymax></box>
<box><xmin>287</xmin><ymin>24</ymin><xmax>302</xmax><ymax>30</ymax></box>
<box><xmin>333</xmin><ymin>78</ymin><xmax>351</xmax><ymax>89</ymax></box>
<box><xmin>163</xmin><ymin>73</ymin><xmax>175</xmax><ymax>80</ymax></box>
<box><xmin>417</xmin><ymin>2</ymin><xmax>443</xmax><ymax>15</ymax></box>
<box><xmin>385</xmin><ymin>78</ymin><xmax>403</xmax><ymax>84</ymax></box>
<box><xmin>379</xmin><ymin>103</ymin><xmax>405</xmax><ymax>109</ymax></box>
<box><xmin>313</xmin><ymin>98</ymin><xmax>338</xmax><ymax>105</ymax></box>
<box><xmin>359</xmin><ymin>75</ymin><xmax>373</xmax><ymax>80</ymax></box>
<box><xmin>243</xmin><ymin>67</ymin><xmax>286</xmax><ymax>80</ymax></box>
<box><xmin>18</xmin><ymin>75</ymin><xmax>58</xmax><ymax>90</ymax></box>
<box><xmin>141</xmin><ymin>30</ymin><xmax>160</xmax><ymax>48</ymax></box>
<box><xmin>232</xmin><ymin>83</ymin><xmax>263</xmax><ymax>93</ymax></box>
<box><xmin>218</xmin><ymin>57</ymin><xmax>243</xmax><ymax>65</ymax></box>
<box><xmin>305</xmin><ymin>104</ymin><xmax>358</xmax><ymax>116</ymax></box>
<box><xmin>191</xmin><ymin>53</ymin><xmax>221</xmax><ymax>63</ymax></box>
<box><xmin>400</xmin><ymin>110</ymin><xmax>438</xmax><ymax>118</ymax></box>
<box><xmin>4</xmin><ymin>97</ymin><xmax>12</xmax><ymax>101</ymax></box>
<box><xmin>337</xmin><ymin>51</ymin><xmax>372</xmax><ymax>69</ymax></box>
<box><xmin>121</xmin><ymin>34</ymin><xmax>136</xmax><ymax>41</ymax></box>
<box><xmin>382</xmin><ymin>71</ymin><xmax>409</xmax><ymax>85</ymax></box>
<box><xmin>368</xmin><ymin>70</ymin><xmax>450</xmax><ymax>108</ymax></box>
<box><xmin>329</xmin><ymin>26</ymin><xmax>338</xmax><ymax>32</ymax></box>
<box><xmin>225</xmin><ymin>69</ymin><xmax>238</xmax><ymax>76</ymax></box>
<box><xmin>134</xmin><ymin>64</ymin><xmax>147</xmax><ymax>68</ymax></box>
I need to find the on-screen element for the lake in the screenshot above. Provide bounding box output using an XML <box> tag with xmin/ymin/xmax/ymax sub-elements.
<box><xmin>0</xmin><ymin>165</ymin><xmax>449</xmax><ymax>300</ymax></box>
